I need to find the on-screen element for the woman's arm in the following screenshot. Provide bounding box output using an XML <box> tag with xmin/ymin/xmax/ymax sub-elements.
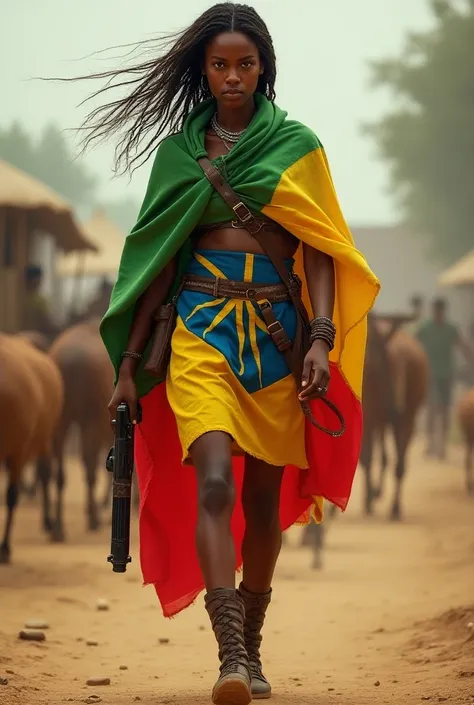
<box><xmin>303</xmin><ymin>243</ymin><xmax>335</xmax><ymax>319</ymax></box>
<box><xmin>299</xmin><ymin>244</ymin><xmax>335</xmax><ymax>400</ymax></box>
<box><xmin>108</xmin><ymin>257</ymin><xmax>177</xmax><ymax>422</ymax></box>
<box><xmin>118</xmin><ymin>257</ymin><xmax>177</xmax><ymax>380</ymax></box>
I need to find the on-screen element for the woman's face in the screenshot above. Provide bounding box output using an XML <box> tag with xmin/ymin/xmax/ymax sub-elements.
<box><xmin>203</xmin><ymin>31</ymin><xmax>263</xmax><ymax>109</ymax></box>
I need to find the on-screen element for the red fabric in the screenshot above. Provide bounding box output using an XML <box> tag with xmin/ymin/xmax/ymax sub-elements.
<box><xmin>134</xmin><ymin>362</ymin><xmax>362</xmax><ymax>618</ymax></box>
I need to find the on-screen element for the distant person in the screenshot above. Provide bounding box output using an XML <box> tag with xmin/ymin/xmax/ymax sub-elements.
<box><xmin>22</xmin><ymin>265</ymin><xmax>59</xmax><ymax>339</ymax></box>
<box><xmin>417</xmin><ymin>297</ymin><xmax>472</xmax><ymax>459</ymax></box>
<box><xmin>405</xmin><ymin>294</ymin><xmax>424</xmax><ymax>336</ymax></box>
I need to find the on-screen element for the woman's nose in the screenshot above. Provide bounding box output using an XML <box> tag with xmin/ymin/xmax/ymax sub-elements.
<box><xmin>226</xmin><ymin>70</ymin><xmax>240</xmax><ymax>85</ymax></box>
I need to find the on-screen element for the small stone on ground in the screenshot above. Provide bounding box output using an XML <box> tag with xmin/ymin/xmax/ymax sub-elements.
<box><xmin>25</xmin><ymin>620</ymin><xmax>49</xmax><ymax>630</ymax></box>
<box><xmin>19</xmin><ymin>630</ymin><xmax>45</xmax><ymax>642</ymax></box>
<box><xmin>86</xmin><ymin>676</ymin><xmax>111</xmax><ymax>686</ymax></box>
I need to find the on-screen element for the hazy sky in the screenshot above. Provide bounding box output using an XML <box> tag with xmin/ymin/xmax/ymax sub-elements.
<box><xmin>1</xmin><ymin>0</ymin><xmax>434</xmax><ymax>225</ymax></box>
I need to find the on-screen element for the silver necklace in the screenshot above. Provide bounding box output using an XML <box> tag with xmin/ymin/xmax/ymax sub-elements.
<box><xmin>211</xmin><ymin>113</ymin><xmax>246</xmax><ymax>151</ymax></box>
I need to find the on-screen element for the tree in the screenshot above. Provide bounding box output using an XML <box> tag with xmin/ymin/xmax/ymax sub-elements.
<box><xmin>36</xmin><ymin>124</ymin><xmax>96</xmax><ymax>207</ymax></box>
<box><xmin>0</xmin><ymin>123</ymin><xmax>96</xmax><ymax>208</ymax></box>
<box><xmin>99</xmin><ymin>196</ymin><xmax>141</xmax><ymax>235</ymax></box>
<box><xmin>365</xmin><ymin>0</ymin><xmax>474</xmax><ymax>262</ymax></box>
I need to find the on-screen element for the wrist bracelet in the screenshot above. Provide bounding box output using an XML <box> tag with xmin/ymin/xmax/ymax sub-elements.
<box><xmin>121</xmin><ymin>350</ymin><xmax>143</xmax><ymax>361</ymax></box>
<box><xmin>309</xmin><ymin>316</ymin><xmax>336</xmax><ymax>352</ymax></box>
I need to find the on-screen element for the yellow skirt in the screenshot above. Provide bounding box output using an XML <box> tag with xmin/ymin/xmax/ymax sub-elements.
<box><xmin>166</xmin><ymin>249</ymin><xmax>308</xmax><ymax>468</ymax></box>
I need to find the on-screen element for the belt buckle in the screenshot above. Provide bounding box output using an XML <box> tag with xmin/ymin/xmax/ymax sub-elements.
<box><xmin>258</xmin><ymin>299</ymin><xmax>272</xmax><ymax>311</ymax></box>
<box><xmin>267</xmin><ymin>320</ymin><xmax>283</xmax><ymax>335</ymax></box>
<box><xmin>245</xmin><ymin>288</ymin><xmax>257</xmax><ymax>299</ymax></box>
<box><xmin>232</xmin><ymin>202</ymin><xmax>253</xmax><ymax>223</ymax></box>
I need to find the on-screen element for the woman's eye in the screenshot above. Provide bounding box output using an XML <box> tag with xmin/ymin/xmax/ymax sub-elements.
<box><xmin>241</xmin><ymin>61</ymin><xmax>253</xmax><ymax>68</ymax></box>
<box><xmin>213</xmin><ymin>62</ymin><xmax>225</xmax><ymax>69</ymax></box>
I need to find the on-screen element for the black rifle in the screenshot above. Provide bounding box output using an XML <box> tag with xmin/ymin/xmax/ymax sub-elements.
<box><xmin>106</xmin><ymin>401</ymin><xmax>142</xmax><ymax>573</ymax></box>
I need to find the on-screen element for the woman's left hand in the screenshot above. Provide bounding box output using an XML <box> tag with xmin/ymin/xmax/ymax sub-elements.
<box><xmin>299</xmin><ymin>339</ymin><xmax>330</xmax><ymax>401</ymax></box>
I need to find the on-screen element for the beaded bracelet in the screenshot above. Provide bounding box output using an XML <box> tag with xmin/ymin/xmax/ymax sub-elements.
<box><xmin>121</xmin><ymin>350</ymin><xmax>143</xmax><ymax>361</ymax></box>
<box><xmin>309</xmin><ymin>316</ymin><xmax>336</xmax><ymax>351</ymax></box>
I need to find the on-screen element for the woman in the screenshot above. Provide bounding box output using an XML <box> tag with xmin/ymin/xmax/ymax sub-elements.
<box><xmin>89</xmin><ymin>3</ymin><xmax>379</xmax><ymax>703</ymax></box>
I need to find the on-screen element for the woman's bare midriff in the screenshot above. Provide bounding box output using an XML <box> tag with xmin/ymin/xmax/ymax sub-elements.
<box><xmin>194</xmin><ymin>226</ymin><xmax>298</xmax><ymax>259</ymax></box>
<box><xmin>194</xmin><ymin>129</ymin><xmax>299</xmax><ymax>260</ymax></box>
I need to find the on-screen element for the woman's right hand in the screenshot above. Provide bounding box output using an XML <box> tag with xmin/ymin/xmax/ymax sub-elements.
<box><xmin>108</xmin><ymin>373</ymin><xmax>138</xmax><ymax>425</ymax></box>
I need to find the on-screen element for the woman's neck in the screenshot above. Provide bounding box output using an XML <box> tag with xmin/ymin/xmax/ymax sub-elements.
<box><xmin>216</xmin><ymin>98</ymin><xmax>255</xmax><ymax>133</ymax></box>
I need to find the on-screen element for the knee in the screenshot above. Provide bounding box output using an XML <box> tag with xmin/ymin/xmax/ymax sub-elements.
<box><xmin>199</xmin><ymin>462</ymin><xmax>234</xmax><ymax>516</ymax></box>
<box><xmin>244</xmin><ymin>489</ymin><xmax>279</xmax><ymax>531</ymax></box>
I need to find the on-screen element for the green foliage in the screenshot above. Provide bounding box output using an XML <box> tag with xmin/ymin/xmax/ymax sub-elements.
<box><xmin>365</xmin><ymin>0</ymin><xmax>474</xmax><ymax>262</ymax></box>
<box><xmin>0</xmin><ymin>122</ymin><xmax>96</xmax><ymax>207</ymax></box>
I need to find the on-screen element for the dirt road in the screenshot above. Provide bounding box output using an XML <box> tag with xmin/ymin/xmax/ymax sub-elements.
<box><xmin>1</xmin><ymin>439</ymin><xmax>473</xmax><ymax>705</ymax></box>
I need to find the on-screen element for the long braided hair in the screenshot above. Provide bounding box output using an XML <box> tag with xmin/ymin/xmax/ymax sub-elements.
<box><xmin>70</xmin><ymin>3</ymin><xmax>276</xmax><ymax>174</ymax></box>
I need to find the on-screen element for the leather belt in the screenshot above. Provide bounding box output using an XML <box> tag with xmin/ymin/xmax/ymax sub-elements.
<box><xmin>182</xmin><ymin>274</ymin><xmax>291</xmax><ymax>303</ymax></box>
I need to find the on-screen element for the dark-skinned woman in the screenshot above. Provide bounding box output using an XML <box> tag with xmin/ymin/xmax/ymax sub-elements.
<box><xmin>76</xmin><ymin>4</ymin><xmax>380</xmax><ymax>703</ymax></box>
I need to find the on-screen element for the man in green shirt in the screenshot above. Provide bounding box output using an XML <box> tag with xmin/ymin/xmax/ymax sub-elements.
<box><xmin>416</xmin><ymin>298</ymin><xmax>472</xmax><ymax>459</ymax></box>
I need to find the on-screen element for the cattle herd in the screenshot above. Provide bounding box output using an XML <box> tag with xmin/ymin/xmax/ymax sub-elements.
<box><xmin>0</xmin><ymin>313</ymin><xmax>473</xmax><ymax>567</ymax></box>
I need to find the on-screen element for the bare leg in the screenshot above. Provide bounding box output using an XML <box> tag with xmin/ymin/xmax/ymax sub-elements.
<box><xmin>191</xmin><ymin>432</ymin><xmax>251</xmax><ymax>704</ymax></box>
<box><xmin>241</xmin><ymin>456</ymin><xmax>283</xmax><ymax>593</ymax></box>
<box><xmin>240</xmin><ymin>456</ymin><xmax>283</xmax><ymax>700</ymax></box>
<box><xmin>190</xmin><ymin>431</ymin><xmax>236</xmax><ymax>589</ymax></box>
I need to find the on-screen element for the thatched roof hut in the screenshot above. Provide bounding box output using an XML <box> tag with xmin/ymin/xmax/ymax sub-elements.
<box><xmin>57</xmin><ymin>209</ymin><xmax>124</xmax><ymax>277</ymax></box>
<box><xmin>0</xmin><ymin>159</ymin><xmax>95</xmax><ymax>253</ymax></box>
<box><xmin>438</xmin><ymin>249</ymin><xmax>474</xmax><ymax>288</ymax></box>
<box><xmin>0</xmin><ymin>160</ymin><xmax>95</xmax><ymax>332</ymax></box>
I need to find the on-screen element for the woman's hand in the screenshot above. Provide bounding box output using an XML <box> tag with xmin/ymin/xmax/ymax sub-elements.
<box><xmin>108</xmin><ymin>372</ymin><xmax>138</xmax><ymax>424</ymax></box>
<box><xmin>298</xmin><ymin>339</ymin><xmax>330</xmax><ymax>401</ymax></box>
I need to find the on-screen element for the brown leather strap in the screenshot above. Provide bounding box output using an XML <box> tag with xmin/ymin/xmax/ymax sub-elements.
<box><xmin>256</xmin><ymin>300</ymin><xmax>345</xmax><ymax>435</ymax></box>
<box><xmin>198</xmin><ymin>160</ymin><xmax>300</xmax><ymax>292</ymax></box>
<box><xmin>257</xmin><ymin>301</ymin><xmax>293</xmax><ymax>357</ymax></box>
<box><xmin>197</xmin><ymin>157</ymin><xmax>345</xmax><ymax>438</ymax></box>
<box><xmin>182</xmin><ymin>274</ymin><xmax>290</xmax><ymax>303</ymax></box>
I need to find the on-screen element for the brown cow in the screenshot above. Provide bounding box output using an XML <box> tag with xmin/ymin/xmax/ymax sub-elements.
<box><xmin>0</xmin><ymin>335</ymin><xmax>63</xmax><ymax>562</ymax></box>
<box><xmin>457</xmin><ymin>387</ymin><xmax>474</xmax><ymax>495</ymax></box>
<box><xmin>47</xmin><ymin>318</ymin><xmax>114</xmax><ymax>541</ymax></box>
<box><xmin>16</xmin><ymin>330</ymin><xmax>51</xmax><ymax>352</ymax></box>
<box><xmin>303</xmin><ymin>316</ymin><xmax>428</xmax><ymax>567</ymax></box>
<box><xmin>361</xmin><ymin>318</ymin><xmax>428</xmax><ymax>519</ymax></box>
<box><xmin>360</xmin><ymin>314</ymin><xmax>394</xmax><ymax>515</ymax></box>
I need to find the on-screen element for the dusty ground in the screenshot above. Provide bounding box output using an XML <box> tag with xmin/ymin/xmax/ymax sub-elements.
<box><xmin>1</xmin><ymin>438</ymin><xmax>473</xmax><ymax>705</ymax></box>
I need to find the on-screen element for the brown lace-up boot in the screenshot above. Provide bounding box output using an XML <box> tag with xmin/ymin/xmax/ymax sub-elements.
<box><xmin>239</xmin><ymin>582</ymin><xmax>272</xmax><ymax>699</ymax></box>
<box><xmin>204</xmin><ymin>587</ymin><xmax>252</xmax><ymax>705</ymax></box>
